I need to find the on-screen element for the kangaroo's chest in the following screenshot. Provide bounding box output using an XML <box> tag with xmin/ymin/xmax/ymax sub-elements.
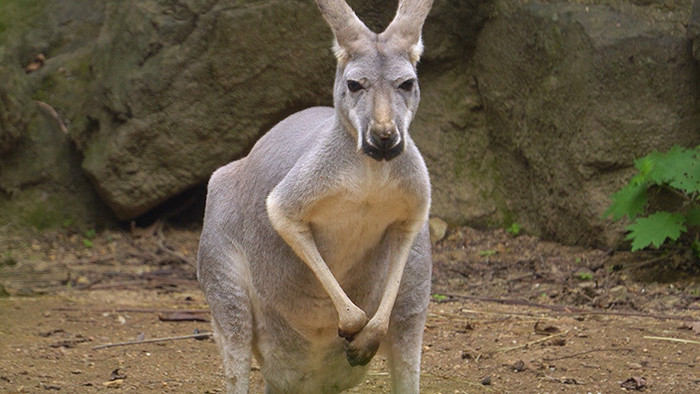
<box><xmin>307</xmin><ymin>179</ymin><xmax>408</xmax><ymax>279</ymax></box>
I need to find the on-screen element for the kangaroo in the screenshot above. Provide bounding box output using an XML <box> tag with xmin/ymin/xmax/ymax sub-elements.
<box><xmin>197</xmin><ymin>0</ymin><xmax>433</xmax><ymax>392</ymax></box>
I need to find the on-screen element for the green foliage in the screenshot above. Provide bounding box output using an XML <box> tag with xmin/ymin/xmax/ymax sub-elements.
<box><xmin>625</xmin><ymin>212</ymin><xmax>686</xmax><ymax>250</ymax></box>
<box><xmin>506</xmin><ymin>222</ymin><xmax>521</xmax><ymax>236</ymax></box>
<box><xmin>431</xmin><ymin>294</ymin><xmax>448</xmax><ymax>302</ymax></box>
<box><xmin>479</xmin><ymin>249</ymin><xmax>497</xmax><ymax>257</ymax></box>
<box><xmin>605</xmin><ymin>145</ymin><xmax>700</xmax><ymax>254</ymax></box>
<box><xmin>605</xmin><ymin>181</ymin><xmax>647</xmax><ymax>221</ymax></box>
<box><xmin>576</xmin><ymin>272</ymin><xmax>593</xmax><ymax>281</ymax></box>
<box><xmin>84</xmin><ymin>229</ymin><xmax>96</xmax><ymax>239</ymax></box>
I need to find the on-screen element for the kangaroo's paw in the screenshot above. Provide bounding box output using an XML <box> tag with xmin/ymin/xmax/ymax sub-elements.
<box><xmin>343</xmin><ymin>322</ymin><xmax>385</xmax><ymax>366</ymax></box>
<box><xmin>337</xmin><ymin>305</ymin><xmax>368</xmax><ymax>339</ymax></box>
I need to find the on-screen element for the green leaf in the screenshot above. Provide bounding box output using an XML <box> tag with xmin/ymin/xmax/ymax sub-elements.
<box><xmin>634</xmin><ymin>154</ymin><xmax>655</xmax><ymax>179</ymax></box>
<box><xmin>644</xmin><ymin>146</ymin><xmax>700</xmax><ymax>195</ymax></box>
<box><xmin>625</xmin><ymin>211</ymin><xmax>687</xmax><ymax>251</ymax></box>
<box><xmin>604</xmin><ymin>181</ymin><xmax>647</xmax><ymax>220</ymax></box>
<box><xmin>576</xmin><ymin>272</ymin><xmax>593</xmax><ymax>281</ymax></box>
<box><xmin>431</xmin><ymin>294</ymin><xmax>448</xmax><ymax>302</ymax></box>
<box><xmin>506</xmin><ymin>222</ymin><xmax>521</xmax><ymax>236</ymax></box>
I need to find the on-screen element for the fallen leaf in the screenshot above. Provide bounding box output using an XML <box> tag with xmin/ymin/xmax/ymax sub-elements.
<box><xmin>41</xmin><ymin>382</ymin><xmax>61</xmax><ymax>390</ymax></box>
<box><xmin>512</xmin><ymin>360</ymin><xmax>525</xmax><ymax>372</ymax></box>
<box><xmin>547</xmin><ymin>338</ymin><xmax>566</xmax><ymax>346</ymax></box>
<box><xmin>620</xmin><ymin>376</ymin><xmax>647</xmax><ymax>391</ymax></box>
<box><xmin>110</xmin><ymin>368</ymin><xmax>126</xmax><ymax>381</ymax></box>
<box><xmin>38</xmin><ymin>329</ymin><xmax>65</xmax><ymax>337</ymax></box>
<box><xmin>534</xmin><ymin>321</ymin><xmax>560</xmax><ymax>335</ymax></box>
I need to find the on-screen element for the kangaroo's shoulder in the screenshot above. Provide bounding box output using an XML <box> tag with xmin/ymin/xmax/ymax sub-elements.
<box><xmin>246</xmin><ymin>106</ymin><xmax>335</xmax><ymax>158</ymax></box>
<box><xmin>270</xmin><ymin>107</ymin><xmax>335</xmax><ymax>136</ymax></box>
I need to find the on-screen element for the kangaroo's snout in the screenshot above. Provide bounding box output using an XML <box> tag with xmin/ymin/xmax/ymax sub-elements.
<box><xmin>363</xmin><ymin>121</ymin><xmax>403</xmax><ymax>161</ymax></box>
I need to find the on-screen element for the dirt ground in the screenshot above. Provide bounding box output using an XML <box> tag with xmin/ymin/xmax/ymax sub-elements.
<box><xmin>1</xmin><ymin>224</ymin><xmax>700</xmax><ymax>393</ymax></box>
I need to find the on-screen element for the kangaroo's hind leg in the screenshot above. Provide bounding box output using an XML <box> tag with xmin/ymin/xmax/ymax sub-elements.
<box><xmin>199</xmin><ymin>247</ymin><xmax>254</xmax><ymax>394</ymax></box>
<box><xmin>383</xmin><ymin>227</ymin><xmax>432</xmax><ymax>394</ymax></box>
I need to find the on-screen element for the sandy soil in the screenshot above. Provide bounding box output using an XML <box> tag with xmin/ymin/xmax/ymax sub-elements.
<box><xmin>1</xmin><ymin>224</ymin><xmax>699</xmax><ymax>393</ymax></box>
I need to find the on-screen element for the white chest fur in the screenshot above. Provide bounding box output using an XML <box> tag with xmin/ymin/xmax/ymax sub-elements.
<box><xmin>307</xmin><ymin>162</ymin><xmax>408</xmax><ymax>280</ymax></box>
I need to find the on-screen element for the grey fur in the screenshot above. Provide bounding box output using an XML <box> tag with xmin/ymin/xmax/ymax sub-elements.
<box><xmin>197</xmin><ymin>1</ymin><xmax>433</xmax><ymax>392</ymax></box>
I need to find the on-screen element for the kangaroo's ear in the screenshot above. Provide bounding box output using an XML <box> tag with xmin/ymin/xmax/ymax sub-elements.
<box><xmin>380</xmin><ymin>0</ymin><xmax>434</xmax><ymax>65</ymax></box>
<box><xmin>315</xmin><ymin>0</ymin><xmax>372</xmax><ymax>63</ymax></box>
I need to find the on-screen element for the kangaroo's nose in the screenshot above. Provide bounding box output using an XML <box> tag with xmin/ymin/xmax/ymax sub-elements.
<box><xmin>363</xmin><ymin>120</ymin><xmax>404</xmax><ymax>161</ymax></box>
<box><xmin>370</xmin><ymin>121</ymin><xmax>399</xmax><ymax>150</ymax></box>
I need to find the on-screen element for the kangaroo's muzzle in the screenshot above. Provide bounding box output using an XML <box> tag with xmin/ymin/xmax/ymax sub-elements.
<box><xmin>362</xmin><ymin>125</ymin><xmax>404</xmax><ymax>161</ymax></box>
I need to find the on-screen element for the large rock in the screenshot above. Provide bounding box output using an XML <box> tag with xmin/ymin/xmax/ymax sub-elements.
<box><xmin>0</xmin><ymin>0</ymin><xmax>111</xmax><ymax>230</ymax></box>
<box><xmin>409</xmin><ymin>0</ymin><xmax>501</xmax><ymax>227</ymax></box>
<box><xmin>78</xmin><ymin>0</ymin><xmax>494</xmax><ymax>221</ymax></box>
<box><xmin>76</xmin><ymin>0</ymin><xmax>335</xmax><ymax>219</ymax></box>
<box><xmin>474</xmin><ymin>2</ymin><xmax>700</xmax><ymax>247</ymax></box>
<box><xmin>0</xmin><ymin>104</ymin><xmax>111</xmax><ymax>230</ymax></box>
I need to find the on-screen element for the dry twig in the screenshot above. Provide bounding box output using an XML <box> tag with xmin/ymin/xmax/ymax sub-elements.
<box><xmin>54</xmin><ymin>307</ymin><xmax>209</xmax><ymax>314</ymax></box>
<box><xmin>543</xmin><ymin>347</ymin><xmax>634</xmax><ymax>361</ymax></box>
<box><xmin>643</xmin><ymin>336</ymin><xmax>700</xmax><ymax>345</ymax></box>
<box><xmin>92</xmin><ymin>332</ymin><xmax>212</xmax><ymax>350</ymax></box>
<box><xmin>491</xmin><ymin>331</ymin><xmax>568</xmax><ymax>354</ymax></box>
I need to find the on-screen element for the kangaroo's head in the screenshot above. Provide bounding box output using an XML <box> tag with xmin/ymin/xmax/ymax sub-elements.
<box><xmin>316</xmin><ymin>0</ymin><xmax>433</xmax><ymax>161</ymax></box>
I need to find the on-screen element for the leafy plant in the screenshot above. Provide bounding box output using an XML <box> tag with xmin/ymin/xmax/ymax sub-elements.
<box><xmin>84</xmin><ymin>229</ymin><xmax>97</xmax><ymax>239</ymax></box>
<box><xmin>82</xmin><ymin>229</ymin><xmax>97</xmax><ymax>249</ymax></box>
<box><xmin>604</xmin><ymin>145</ymin><xmax>699</xmax><ymax>255</ymax></box>
<box><xmin>431</xmin><ymin>294</ymin><xmax>448</xmax><ymax>302</ymax></box>
<box><xmin>479</xmin><ymin>249</ymin><xmax>497</xmax><ymax>257</ymax></box>
<box><xmin>576</xmin><ymin>272</ymin><xmax>593</xmax><ymax>281</ymax></box>
<box><xmin>506</xmin><ymin>222</ymin><xmax>521</xmax><ymax>236</ymax></box>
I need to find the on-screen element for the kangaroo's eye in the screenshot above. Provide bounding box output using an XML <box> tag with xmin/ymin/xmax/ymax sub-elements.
<box><xmin>347</xmin><ymin>80</ymin><xmax>363</xmax><ymax>93</ymax></box>
<box><xmin>398</xmin><ymin>79</ymin><xmax>415</xmax><ymax>91</ymax></box>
